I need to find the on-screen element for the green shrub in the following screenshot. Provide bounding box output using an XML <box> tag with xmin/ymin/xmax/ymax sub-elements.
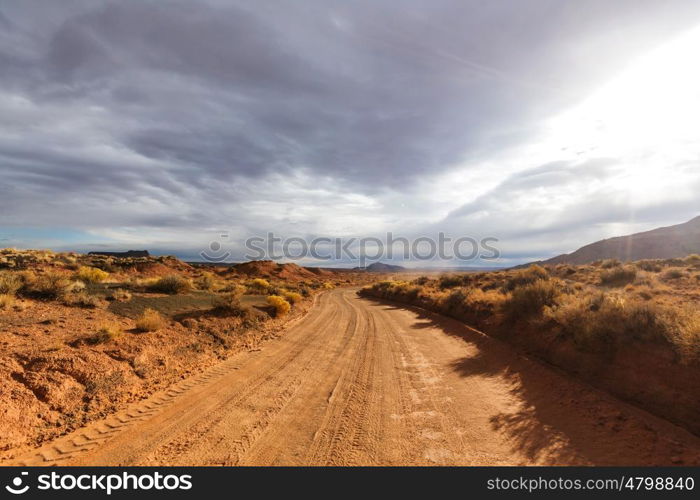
<box><xmin>212</xmin><ymin>292</ymin><xmax>249</xmax><ymax>317</ymax></box>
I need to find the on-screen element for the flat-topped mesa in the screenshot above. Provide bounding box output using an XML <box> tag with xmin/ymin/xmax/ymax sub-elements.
<box><xmin>88</xmin><ymin>250</ymin><xmax>150</xmax><ymax>259</ymax></box>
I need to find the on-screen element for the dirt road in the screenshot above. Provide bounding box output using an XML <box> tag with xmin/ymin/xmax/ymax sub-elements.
<box><xmin>10</xmin><ymin>289</ymin><xmax>700</xmax><ymax>466</ymax></box>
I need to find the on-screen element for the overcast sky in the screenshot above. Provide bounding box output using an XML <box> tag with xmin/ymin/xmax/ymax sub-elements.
<box><xmin>1</xmin><ymin>0</ymin><xmax>700</xmax><ymax>266</ymax></box>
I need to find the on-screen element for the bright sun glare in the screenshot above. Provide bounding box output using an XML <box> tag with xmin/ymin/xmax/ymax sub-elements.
<box><xmin>537</xmin><ymin>24</ymin><xmax>700</xmax><ymax>196</ymax></box>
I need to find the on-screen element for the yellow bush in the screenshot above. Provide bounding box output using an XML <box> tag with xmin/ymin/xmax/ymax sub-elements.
<box><xmin>135</xmin><ymin>308</ymin><xmax>165</xmax><ymax>332</ymax></box>
<box><xmin>248</xmin><ymin>278</ymin><xmax>270</xmax><ymax>293</ymax></box>
<box><xmin>0</xmin><ymin>293</ymin><xmax>16</xmax><ymax>310</ymax></box>
<box><xmin>282</xmin><ymin>290</ymin><xmax>302</xmax><ymax>305</ymax></box>
<box><xmin>267</xmin><ymin>295</ymin><xmax>291</xmax><ymax>317</ymax></box>
<box><xmin>76</xmin><ymin>266</ymin><xmax>109</xmax><ymax>283</ymax></box>
<box><xmin>322</xmin><ymin>281</ymin><xmax>335</xmax><ymax>289</ymax></box>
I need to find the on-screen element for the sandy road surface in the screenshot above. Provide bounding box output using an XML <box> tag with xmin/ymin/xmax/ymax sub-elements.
<box><xmin>9</xmin><ymin>289</ymin><xmax>700</xmax><ymax>466</ymax></box>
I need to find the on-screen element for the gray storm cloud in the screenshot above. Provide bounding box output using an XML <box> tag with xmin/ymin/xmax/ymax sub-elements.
<box><xmin>1</xmin><ymin>0</ymin><xmax>700</xmax><ymax>262</ymax></box>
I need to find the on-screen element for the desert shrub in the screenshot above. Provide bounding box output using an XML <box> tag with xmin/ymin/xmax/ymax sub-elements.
<box><xmin>413</xmin><ymin>276</ymin><xmax>430</xmax><ymax>286</ymax></box>
<box><xmin>547</xmin><ymin>293</ymin><xmax>672</xmax><ymax>351</ymax></box>
<box><xmin>600</xmin><ymin>266</ymin><xmax>637</xmax><ymax>287</ymax></box>
<box><xmin>666</xmin><ymin>306</ymin><xmax>700</xmax><ymax>362</ymax></box>
<box><xmin>267</xmin><ymin>295</ymin><xmax>291</xmax><ymax>317</ymax></box>
<box><xmin>662</xmin><ymin>268</ymin><xmax>685</xmax><ymax>280</ymax></box>
<box><xmin>147</xmin><ymin>275</ymin><xmax>192</xmax><ymax>294</ymax></box>
<box><xmin>0</xmin><ymin>293</ymin><xmax>16</xmax><ymax>310</ymax></box>
<box><xmin>635</xmin><ymin>286</ymin><xmax>654</xmax><ymax>300</ymax></box>
<box><xmin>76</xmin><ymin>266</ymin><xmax>109</xmax><ymax>283</ymax></box>
<box><xmin>439</xmin><ymin>288</ymin><xmax>469</xmax><ymax>313</ymax></box>
<box><xmin>637</xmin><ymin>260</ymin><xmax>663</xmax><ymax>272</ymax></box>
<box><xmin>90</xmin><ymin>323</ymin><xmax>122</xmax><ymax>344</ymax></box>
<box><xmin>504</xmin><ymin>265</ymin><xmax>549</xmax><ymax>291</ymax></box>
<box><xmin>196</xmin><ymin>272</ymin><xmax>216</xmax><ymax>291</ymax></box>
<box><xmin>212</xmin><ymin>292</ymin><xmax>249</xmax><ymax>317</ymax></box>
<box><xmin>63</xmin><ymin>292</ymin><xmax>100</xmax><ymax>308</ymax></box>
<box><xmin>554</xmin><ymin>264</ymin><xmax>577</xmax><ymax>276</ymax></box>
<box><xmin>67</xmin><ymin>280</ymin><xmax>87</xmax><ymax>294</ymax></box>
<box><xmin>361</xmin><ymin>281</ymin><xmax>394</xmax><ymax>299</ymax></box>
<box><xmin>466</xmin><ymin>288</ymin><xmax>507</xmax><ymax>308</ymax></box>
<box><xmin>0</xmin><ymin>271</ymin><xmax>22</xmax><ymax>295</ymax></box>
<box><xmin>684</xmin><ymin>254</ymin><xmax>700</xmax><ymax>264</ymax></box>
<box><xmin>21</xmin><ymin>272</ymin><xmax>70</xmax><ymax>300</ymax></box>
<box><xmin>135</xmin><ymin>308</ymin><xmax>165</xmax><ymax>332</ymax></box>
<box><xmin>439</xmin><ymin>274</ymin><xmax>463</xmax><ymax>290</ymax></box>
<box><xmin>247</xmin><ymin>278</ymin><xmax>270</xmax><ymax>293</ymax></box>
<box><xmin>322</xmin><ymin>282</ymin><xmax>335</xmax><ymax>289</ymax></box>
<box><xmin>599</xmin><ymin>259</ymin><xmax>622</xmax><ymax>269</ymax></box>
<box><xmin>502</xmin><ymin>279</ymin><xmax>561</xmax><ymax>321</ymax></box>
<box><xmin>106</xmin><ymin>288</ymin><xmax>132</xmax><ymax>301</ymax></box>
<box><xmin>282</xmin><ymin>290</ymin><xmax>302</xmax><ymax>305</ymax></box>
<box><xmin>361</xmin><ymin>280</ymin><xmax>422</xmax><ymax>302</ymax></box>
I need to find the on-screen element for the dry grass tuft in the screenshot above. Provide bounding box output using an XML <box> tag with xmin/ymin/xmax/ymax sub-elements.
<box><xmin>0</xmin><ymin>293</ymin><xmax>16</xmax><ymax>310</ymax></box>
<box><xmin>21</xmin><ymin>272</ymin><xmax>71</xmax><ymax>300</ymax></box>
<box><xmin>63</xmin><ymin>291</ymin><xmax>100</xmax><ymax>308</ymax></box>
<box><xmin>90</xmin><ymin>323</ymin><xmax>122</xmax><ymax>344</ymax></box>
<box><xmin>135</xmin><ymin>308</ymin><xmax>165</xmax><ymax>332</ymax></box>
<box><xmin>0</xmin><ymin>271</ymin><xmax>22</xmax><ymax>295</ymax></box>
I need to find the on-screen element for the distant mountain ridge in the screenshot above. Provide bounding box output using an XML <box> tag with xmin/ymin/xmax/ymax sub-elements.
<box><xmin>353</xmin><ymin>262</ymin><xmax>406</xmax><ymax>272</ymax></box>
<box><xmin>538</xmin><ymin>216</ymin><xmax>700</xmax><ymax>265</ymax></box>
